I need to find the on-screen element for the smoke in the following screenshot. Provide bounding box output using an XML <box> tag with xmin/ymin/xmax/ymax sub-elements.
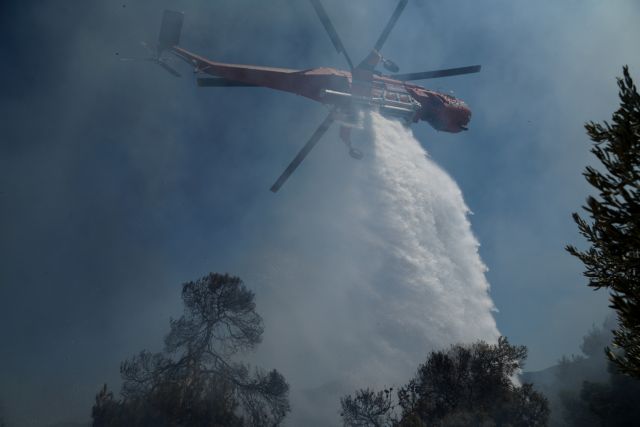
<box><xmin>522</xmin><ymin>315</ymin><xmax>617</xmax><ymax>426</ymax></box>
<box><xmin>238</xmin><ymin>113</ymin><xmax>499</xmax><ymax>425</ymax></box>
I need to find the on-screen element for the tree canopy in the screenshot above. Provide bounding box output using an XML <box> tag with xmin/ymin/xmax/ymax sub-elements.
<box><xmin>341</xmin><ymin>388</ymin><xmax>396</xmax><ymax>427</ymax></box>
<box><xmin>92</xmin><ymin>273</ymin><xmax>290</xmax><ymax>426</ymax></box>
<box><xmin>341</xmin><ymin>337</ymin><xmax>549</xmax><ymax>427</ymax></box>
<box><xmin>566</xmin><ymin>66</ymin><xmax>640</xmax><ymax>377</ymax></box>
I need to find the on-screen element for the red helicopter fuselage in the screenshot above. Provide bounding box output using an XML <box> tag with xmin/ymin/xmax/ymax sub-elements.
<box><xmin>172</xmin><ymin>46</ymin><xmax>472</xmax><ymax>134</ymax></box>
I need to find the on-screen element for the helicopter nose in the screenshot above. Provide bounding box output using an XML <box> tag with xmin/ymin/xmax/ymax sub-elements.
<box><xmin>451</xmin><ymin>103</ymin><xmax>472</xmax><ymax>132</ymax></box>
<box><xmin>410</xmin><ymin>88</ymin><xmax>473</xmax><ymax>133</ymax></box>
<box><xmin>460</xmin><ymin>108</ymin><xmax>471</xmax><ymax>130</ymax></box>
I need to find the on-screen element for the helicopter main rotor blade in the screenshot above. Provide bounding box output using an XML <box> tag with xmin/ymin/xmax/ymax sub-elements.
<box><xmin>158</xmin><ymin>60</ymin><xmax>182</xmax><ymax>77</ymax></box>
<box><xmin>270</xmin><ymin>113</ymin><xmax>335</xmax><ymax>193</ymax></box>
<box><xmin>140</xmin><ymin>41</ymin><xmax>156</xmax><ymax>55</ymax></box>
<box><xmin>393</xmin><ymin>65</ymin><xmax>481</xmax><ymax>81</ymax></box>
<box><xmin>197</xmin><ymin>78</ymin><xmax>257</xmax><ymax>87</ymax></box>
<box><xmin>309</xmin><ymin>0</ymin><xmax>354</xmax><ymax>70</ymax></box>
<box><xmin>118</xmin><ymin>57</ymin><xmax>153</xmax><ymax>62</ymax></box>
<box><xmin>120</xmin><ymin>55</ymin><xmax>181</xmax><ymax>77</ymax></box>
<box><xmin>373</xmin><ymin>0</ymin><xmax>408</xmax><ymax>52</ymax></box>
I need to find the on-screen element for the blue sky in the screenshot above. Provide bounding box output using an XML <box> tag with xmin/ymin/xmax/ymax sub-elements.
<box><xmin>1</xmin><ymin>0</ymin><xmax>640</xmax><ymax>425</ymax></box>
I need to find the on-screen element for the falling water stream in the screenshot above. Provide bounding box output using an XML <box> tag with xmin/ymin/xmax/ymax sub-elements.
<box><xmin>243</xmin><ymin>112</ymin><xmax>499</xmax><ymax>425</ymax></box>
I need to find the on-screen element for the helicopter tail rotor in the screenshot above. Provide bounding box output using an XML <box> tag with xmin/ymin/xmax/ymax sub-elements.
<box><xmin>118</xmin><ymin>46</ymin><xmax>182</xmax><ymax>78</ymax></box>
<box><xmin>120</xmin><ymin>11</ymin><xmax>184</xmax><ymax>78</ymax></box>
<box><xmin>158</xmin><ymin>10</ymin><xmax>184</xmax><ymax>53</ymax></box>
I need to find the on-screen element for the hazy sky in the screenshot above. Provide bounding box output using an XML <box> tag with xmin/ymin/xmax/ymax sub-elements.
<box><xmin>2</xmin><ymin>0</ymin><xmax>640</xmax><ymax>425</ymax></box>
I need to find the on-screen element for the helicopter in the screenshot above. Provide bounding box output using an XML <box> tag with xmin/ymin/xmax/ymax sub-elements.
<box><xmin>134</xmin><ymin>0</ymin><xmax>481</xmax><ymax>192</ymax></box>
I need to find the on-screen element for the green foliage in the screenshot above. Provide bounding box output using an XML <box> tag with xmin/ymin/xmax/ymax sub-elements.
<box><xmin>566</xmin><ymin>66</ymin><xmax>640</xmax><ymax>377</ymax></box>
<box><xmin>340</xmin><ymin>337</ymin><xmax>549</xmax><ymax>427</ymax></box>
<box><xmin>92</xmin><ymin>273</ymin><xmax>290</xmax><ymax>426</ymax></box>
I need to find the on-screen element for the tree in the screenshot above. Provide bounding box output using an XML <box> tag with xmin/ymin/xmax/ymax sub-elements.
<box><xmin>92</xmin><ymin>273</ymin><xmax>290</xmax><ymax>426</ymax></box>
<box><xmin>340</xmin><ymin>337</ymin><xmax>549</xmax><ymax>427</ymax></box>
<box><xmin>340</xmin><ymin>388</ymin><xmax>396</xmax><ymax>427</ymax></box>
<box><xmin>544</xmin><ymin>318</ymin><xmax>640</xmax><ymax>426</ymax></box>
<box><xmin>566</xmin><ymin>66</ymin><xmax>640</xmax><ymax>377</ymax></box>
<box><xmin>0</xmin><ymin>402</ymin><xmax>5</xmax><ymax>427</ymax></box>
<box><xmin>561</xmin><ymin>360</ymin><xmax>640</xmax><ymax>426</ymax></box>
